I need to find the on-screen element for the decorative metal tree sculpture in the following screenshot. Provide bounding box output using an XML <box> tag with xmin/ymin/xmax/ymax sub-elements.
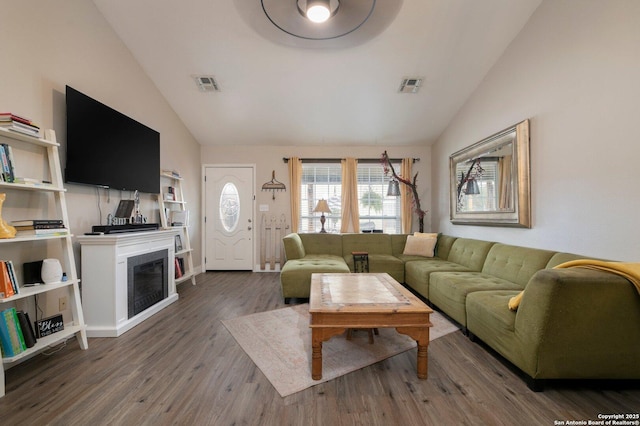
<box><xmin>380</xmin><ymin>151</ymin><xmax>427</xmax><ymax>232</ymax></box>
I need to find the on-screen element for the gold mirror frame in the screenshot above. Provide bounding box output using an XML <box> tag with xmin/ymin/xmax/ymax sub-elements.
<box><xmin>449</xmin><ymin>119</ymin><xmax>530</xmax><ymax>228</ymax></box>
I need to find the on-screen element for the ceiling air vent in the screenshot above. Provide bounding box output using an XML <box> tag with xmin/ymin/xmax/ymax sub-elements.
<box><xmin>193</xmin><ymin>75</ymin><xmax>220</xmax><ymax>92</ymax></box>
<box><xmin>398</xmin><ymin>77</ymin><xmax>423</xmax><ymax>94</ymax></box>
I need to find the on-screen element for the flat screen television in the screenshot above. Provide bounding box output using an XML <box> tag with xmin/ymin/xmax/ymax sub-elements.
<box><xmin>65</xmin><ymin>85</ymin><xmax>160</xmax><ymax>194</ymax></box>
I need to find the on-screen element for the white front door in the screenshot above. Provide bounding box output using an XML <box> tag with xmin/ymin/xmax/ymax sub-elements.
<box><xmin>204</xmin><ymin>166</ymin><xmax>254</xmax><ymax>270</ymax></box>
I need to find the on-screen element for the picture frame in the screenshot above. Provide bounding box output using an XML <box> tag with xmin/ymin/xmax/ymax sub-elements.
<box><xmin>175</xmin><ymin>234</ymin><xmax>183</xmax><ymax>252</ymax></box>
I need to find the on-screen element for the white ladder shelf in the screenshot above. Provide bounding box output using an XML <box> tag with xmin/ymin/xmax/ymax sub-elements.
<box><xmin>0</xmin><ymin>128</ymin><xmax>88</xmax><ymax>398</ymax></box>
<box><xmin>157</xmin><ymin>172</ymin><xmax>196</xmax><ymax>285</ymax></box>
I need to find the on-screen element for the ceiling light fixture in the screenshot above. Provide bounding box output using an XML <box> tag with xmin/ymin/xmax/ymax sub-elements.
<box><xmin>297</xmin><ymin>0</ymin><xmax>339</xmax><ymax>24</ymax></box>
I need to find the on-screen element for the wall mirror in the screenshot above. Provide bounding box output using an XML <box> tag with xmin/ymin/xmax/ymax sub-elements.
<box><xmin>449</xmin><ymin>119</ymin><xmax>530</xmax><ymax>228</ymax></box>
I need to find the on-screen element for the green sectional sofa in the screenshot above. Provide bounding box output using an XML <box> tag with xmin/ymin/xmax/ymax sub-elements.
<box><xmin>280</xmin><ymin>232</ymin><xmax>640</xmax><ymax>390</ymax></box>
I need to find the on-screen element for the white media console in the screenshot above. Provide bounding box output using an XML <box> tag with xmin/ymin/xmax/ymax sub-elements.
<box><xmin>77</xmin><ymin>230</ymin><xmax>179</xmax><ymax>337</ymax></box>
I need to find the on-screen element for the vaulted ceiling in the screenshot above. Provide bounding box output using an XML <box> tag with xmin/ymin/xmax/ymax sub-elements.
<box><xmin>94</xmin><ymin>0</ymin><xmax>542</xmax><ymax>147</ymax></box>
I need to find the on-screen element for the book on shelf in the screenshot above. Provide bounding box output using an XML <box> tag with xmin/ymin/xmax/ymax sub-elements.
<box><xmin>0</xmin><ymin>309</ymin><xmax>16</xmax><ymax>357</ymax></box>
<box><xmin>162</xmin><ymin>169</ymin><xmax>181</xmax><ymax>178</ymax></box>
<box><xmin>14</xmin><ymin>223</ymin><xmax>66</xmax><ymax>230</ymax></box>
<box><xmin>12</xmin><ymin>177</ymin><xmax>52</xmax><ymax>186</ymax></box>
<box><xmin>174</xmin><ymin>257</ymin><xmax>183</xmax><ymax>278</ymax></box>
<box><xmin>16</xmin><ymin>228</ymin><xmax>68</xmax><ymax>237</ymax></box>
<box><xmin>0</xmin><ymin>260</ymin><xmax>18</xmax><ymax>298</ymax></box>
<box><xmin>0</xmin><ymin>112</ymin><xmax>40</xmax><ymax>138</ymax></box>
<box><xmin>0</xmin><ymin>307</ymin><xmax>26</xmax><ymax>357</ymax></box>
<box><xmin>6</xmin><ymin>261</ymin><xmax>19</xmax><ymax>294</ymax></box>
<box><xmin>11</xmin><ymin>219</ymin><xmax>64</xmax><ymax>227</ymax></box>
<box><xmin>0</xmin><ymin>143</ymin><xmax>16</xmax><ymax>182</ymax></box>
<box><xmin>16</xmin><ymin>311</ymin><xmax>36</xmax><ymax>348</ymax></box>
<box><xmin>0</xmin><ymin>112</ymin><xmax>35</xmax><ymax>125</ymax></box>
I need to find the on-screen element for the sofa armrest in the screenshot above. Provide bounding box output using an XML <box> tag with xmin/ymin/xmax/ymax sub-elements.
<box><xmin>282</xmin><ymin>233</ymin><xmax>305</xmax><ymax>261</ymax></box>
<box><xmin>516</xmin><ymin>268</ymin><xmax>640</xmax><ymax>378</ymax></box>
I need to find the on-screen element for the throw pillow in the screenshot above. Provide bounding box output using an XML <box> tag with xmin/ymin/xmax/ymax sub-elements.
<box><xmin>403</xmin><ymin>235</ymin><xmax>437</xmax><ymax>257</ymax></box>
<box><xmin>414</xmin><ymin>232</ymin><xmax>441</xmax><ymax>256</ymax></box>
<box><xmin>413</xmin><ymin>232</ymin><xmax>439</xmax><ymax>239</ymax></box>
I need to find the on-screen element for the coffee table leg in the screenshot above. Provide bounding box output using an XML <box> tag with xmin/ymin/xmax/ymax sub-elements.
<box><xmin>416</xmin><ymin>340</ymin><xmax>428</xmax><ymax>379</ymax></box>
<box><xmin>312</xmin><ymin>331</ymin><xmax>323</xmax><ymax>380</ymax></box>
<box><xmin>396</xmin><ymin>326</ymin><xmax>430</xmax><ymax>379</ymax></box>
<box><xmin>311</xmin><ymin>327</ymin><xmax>347</xmax><ymax>380</ymax></box>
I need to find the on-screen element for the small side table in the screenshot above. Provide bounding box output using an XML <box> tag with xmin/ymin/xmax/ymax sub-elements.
<box><xmin>349</xmin><ymin>251</ymin><xmax>378</xmax><ymax>343</ymax></box>
<box><xmin>352</xmin><ymin>251</ymin><xmax>369</xmax><ymax>273</ymax></box>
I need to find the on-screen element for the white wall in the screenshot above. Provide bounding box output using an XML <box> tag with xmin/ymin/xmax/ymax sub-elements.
<box><xmin>0</xmin><ymin>1</ymin><xmax>202</xmax><ymax>275</ymax></box>
<box><xmin>432</xmin><ymin>0</ymin><xmax>640</xmax><ymax>261</ymax></box>
<box><xmin>201</xmin><ymin>144</ymin><xmax>431</xmax><ymax>268</ymax></box>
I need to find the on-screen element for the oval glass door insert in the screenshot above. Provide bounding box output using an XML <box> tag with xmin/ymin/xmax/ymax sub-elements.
<box><xmin>219</xmin><ymin>182</ymin><xmax>240</xmax><ymax>232</ymax></box>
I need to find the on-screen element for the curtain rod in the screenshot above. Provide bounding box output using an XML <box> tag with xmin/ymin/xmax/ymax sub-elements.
<box><xmin>282</xmin><ymin>157</ymin><xmax>419</xmax><ymax>164</ymax></box>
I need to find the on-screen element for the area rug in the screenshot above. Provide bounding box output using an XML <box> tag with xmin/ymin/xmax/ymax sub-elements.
<box><xmin>222</xmin><ymin>304</ymin><xmax>459</xmax><ymax>397</ymax></box>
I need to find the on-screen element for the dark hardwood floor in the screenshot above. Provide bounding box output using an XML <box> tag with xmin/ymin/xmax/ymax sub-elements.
<box><xmin>1</xmin><ymin>272</ymin><xmax>638</xmax><ymax>425</ymax></box>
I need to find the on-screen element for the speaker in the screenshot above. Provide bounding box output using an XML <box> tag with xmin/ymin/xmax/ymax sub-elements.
<box><xmin>23</xmin><ymin>260</ymin><xmax>44</xmax><ymax>285</ymax></box>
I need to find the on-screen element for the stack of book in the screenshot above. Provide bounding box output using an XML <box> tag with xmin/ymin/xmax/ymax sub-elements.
<box><xmin>175</xmin><ymin>257</ymin><xmax>185</xmax><ymax>279</ymax></box>
<box><xmin>162</xmin><ymin>169</ymin><xmax>181</xmax><ymax>178</ymax></box>
<box><xmin>0</xmin><ymin>143</ymin><xmax>16</xmax><ymax>182</ymax></box>
<box><xmin>0</xmin><ymin>307</ymin><xmax>37</xmax><ymax>357</ymax></box>
<box><xmin>0</xmin><ymin>113</ymin><xmax>40</xmax><ymax>137</ymax></box>
<box><xmin>0</xmin><ymin>260</ymin><xmax>19</xmax><ymax>298</ymax></box>
<box><xmin>12</xmin><ymin>219</ymin><xmax>68</xmax><ymax>237</ymax></box>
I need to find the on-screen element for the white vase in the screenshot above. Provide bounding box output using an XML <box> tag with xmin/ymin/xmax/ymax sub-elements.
<box><xmin>41</xmin><ymin>258</ymin><xmax>63</xmax><ymax>284</ymax></box>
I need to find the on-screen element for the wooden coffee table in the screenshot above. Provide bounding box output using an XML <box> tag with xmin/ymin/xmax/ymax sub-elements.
<box><xmin>309</xmin><ymin>272</ymin><xmax>433</xmax><ymax>380</ymax></box>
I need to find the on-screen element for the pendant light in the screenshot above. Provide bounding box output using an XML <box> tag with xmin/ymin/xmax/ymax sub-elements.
<box><xmin>387</xmin><ymin>179</ymin><xmax>401</xmax><ymax>197</ymax></box>
<box><xmin>464</xmin><ymin>178</ymin><xmax>480</xmax><ymax>195</ymax></box>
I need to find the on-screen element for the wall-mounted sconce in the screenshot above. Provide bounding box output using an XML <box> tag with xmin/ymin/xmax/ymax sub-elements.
<box><xmin>261</xmin><ymin>170</ymin><xmax>286</xmax><ymax>200</ymax></box>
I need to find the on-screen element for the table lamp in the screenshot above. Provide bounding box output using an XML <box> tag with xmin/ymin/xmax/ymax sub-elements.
<box><xmin>313</xmin><ymin>199</ymin><xmax>332</xmax><ymax>233</ymax></box>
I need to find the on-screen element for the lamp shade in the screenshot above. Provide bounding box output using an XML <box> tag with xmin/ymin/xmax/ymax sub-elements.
<box><xmin>464</xmin><ymin>178</ymin><xmax>480</xmax><ymax>195</ymax></box>
<box><xmin>387</xmin><ymin>179</ymin><xmax>401</xmax><ymax>196</ymax></box>
<box><xmin>313</xmin><ymin>199</ymin><xmax>332</xmax><ymax>214</ymax></box>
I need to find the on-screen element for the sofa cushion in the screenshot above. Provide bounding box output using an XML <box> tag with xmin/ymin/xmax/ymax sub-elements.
<box><xmin>404</xmin><ymin>259</ymin><xmax>472</xmax><ymax>300</ymax></box>
<box><xmin>300</xmin><ymin>233</ymin><xmax>343</xmax><ymax>256</ymax></box>
<box><xmin>429</xmin><ymin>271</ymin><xmax>522</xmax><ymax>326</ymax></box>
<box><xmin>390</xmin><ymin>234</ymin><xmax>408</xmax><ymax>257</ymax></box>
<box><xmin>446</xmin><ymin>238</ymin><xmax>495</xmax><ymax>271</ymax></box>
<box><xmin>344</xmin><ymin>253</ymin><xmax>405</xmax><ymax>283</ymax></box>
<box><xmin>280</xmin><ymin>254</ymin><xmax>351</xmax><ymax>298</ymax></box>
<box><xmin>481</xmin><ymin>244</ymin><xmax>556</xmax><ymax>286</ymax></box>
<box><xmin>545</xmin><ymin>252</ymin><xmax>587</xmax><ymax>268</ymax></box>
<box><xmin>342</xmin><ymin>233</ymin><xmax>392</xmax><ymax>256</ymax></box>
<box><xmin>433</xmin><ymin>234</ymin><xmax>456</xmax><ymax>259</ymax></box>
<box><xmin>465</xmin><ymin>290</ymin><xmax>532</xmax><ymax>373</ymax></box>
<box><xmin>403</xmin><ymin>234</ymin><xmax>437</xmax><ymax>257</ymax></box>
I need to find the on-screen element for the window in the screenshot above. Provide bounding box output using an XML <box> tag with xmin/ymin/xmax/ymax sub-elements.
<box><xmin>357</xmin><ymin>162</ymin><xmax>401</xmax><ymax>233</ymax></box>
<box><xmin>300</xmin><ymin>163</ymin><xmax>342</xmax><ymax>233</ymax></box>
<box><xmin>298</xmin><ymin>161</ymin><xmax>402</xmax><ymax>233</ymax></box>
